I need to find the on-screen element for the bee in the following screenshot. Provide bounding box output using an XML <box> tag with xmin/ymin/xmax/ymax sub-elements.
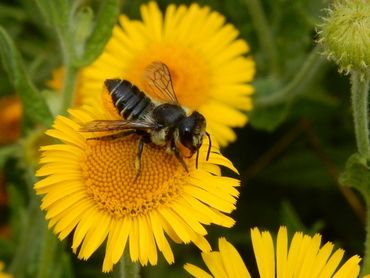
<box><xmin>80</xmin><ymin>61</ymin><xmax>211</xmax><ymax>179</ymax></box>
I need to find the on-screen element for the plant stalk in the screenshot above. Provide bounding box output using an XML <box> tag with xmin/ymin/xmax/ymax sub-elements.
<box><xmin>255</xmin><ymin>45</ymin><xmax>327</xmax><ymax>107</ymax></box>
<box><xmin>350</xmin><ymin>71</ymin><xmax>370</xmax><ymax>160</ymax></box>
<box><xmin>61</xmin><ymin>64</ymin><xmax>78</xmax><ymax>113</ymax></box>
<box><xmin>351</xmin><ymin>71</ymin><xmax>370</xmax><ymax>276</ymax></box>
<box><xmin>56</xmin><ymin>27</ymin><xmax>78</xmax><ymax>114</ymax></box>
<box><xmin>244</xmin><ymin>0</ymin><xmax>279</xmax><ymax>76</ymax></box>
<box><xmin>112</xmin><ymin>252</ymin><xmax>140</xmax><ymax>278</ymax></box>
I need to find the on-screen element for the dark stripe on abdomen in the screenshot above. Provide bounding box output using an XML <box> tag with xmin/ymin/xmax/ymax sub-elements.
<box><xmin>104</xmin><ymin>79</ymin><xmax>154</xmax><ymax>120</ymax></box>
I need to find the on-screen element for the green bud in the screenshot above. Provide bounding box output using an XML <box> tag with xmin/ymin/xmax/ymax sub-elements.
<box><xmin>72</xmin><ymin>6</ymin><xmax>94</xmax><ymax>58</ymax></box>
<box><xmin>317</xmin><ymin>0</ymin><xmax>370</xmax><ymax>76</ymax></box>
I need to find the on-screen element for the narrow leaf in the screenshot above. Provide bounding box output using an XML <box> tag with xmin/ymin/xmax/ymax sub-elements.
<box><xmin>73</xmin><ymin>0</ymin><xmax>119</xmax><ymax>67</ymax></box>
<box><xmin>339</xmin><ymin>153</ymin><xmax>370</xmax><ymax>201</ymax></box>
<box><xmin>0</xmin><ymin>144</ymin><xmax>20</xmax><ymax>169</ymax></box>
<box><xmin>0</xmin><ymin>27</ymin><xmax>53</xmax><ymax>127</ymax></box>
<box><xmin>34</xmin><ymin>0</ymin><xmax>69</xmax><ymax>29</ymax></box>
<box><xmin>249</xmin><ymin>103</ymin><xmax>291</xmax><ymax>131</ymax></box>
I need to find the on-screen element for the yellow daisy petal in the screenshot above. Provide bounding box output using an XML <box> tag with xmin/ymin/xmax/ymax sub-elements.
<box><xmin>332</xmin><ymin>255</ymin><xmax>361</xmax><ymax>278</ymax></box>
<box><xmin>184</xmin><ymin>263</ymin><xmax>214</xmax><ymax>278</ymax></box>
<box><xmin>218</xmin><ymin>238</ymin><xmax>251</xmax><ymax>278</ymax></box>
<box><xmin>276</xmin><ymin>226</ymin><xmax>288</xmax><ymax>278</ymax></box>
<box><xmin>184</xmin><ymin>226</ymin><xmax>362</xmax><ymax>278</ymax></box>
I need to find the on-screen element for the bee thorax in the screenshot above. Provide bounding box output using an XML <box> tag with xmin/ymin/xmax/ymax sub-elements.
<box><xmin>152</xmin><ymin>104</ymin><xmax>186</xmax><ymax>127</ymax></box>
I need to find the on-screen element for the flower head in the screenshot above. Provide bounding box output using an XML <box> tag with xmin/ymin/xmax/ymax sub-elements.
<box><xmin>79</xmin><ymin>2</ymin><xmax>255</xmax><ymax>146</ymax></box>
<box><xmin>34</xmin><ymin>99</ymin><xmax>240</xmax><ymax>272</ymax></box>
<box><xmin>317</xmin><ymin>0</ymin><xmax>370</xmax><ymax>76</ymax></box>
<box><xmin>184</xmin><ymin>227</ymin><xmax>362</xmax><ymax>278</ymax></box>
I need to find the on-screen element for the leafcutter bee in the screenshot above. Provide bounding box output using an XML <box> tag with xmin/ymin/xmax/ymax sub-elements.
<box><xmin>80</xmin><ymin>61</ymin><xmax>211</xmax><ymax>179</ymax></box>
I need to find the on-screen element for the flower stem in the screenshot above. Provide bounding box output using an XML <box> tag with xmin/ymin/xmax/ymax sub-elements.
<box><xmin>113</xmin><ymin>252</ymin><xmax>140</xmax><ymax>278</ymax></box>
<box><xmin>37</xmin><ymin>229</ymin><xmax>57</xmax><ymax>278</ymax></box>
<box><xmin>56</xmin><ymin>27</ymin><xmax>78</xmax><ymax>114</ymax></box>
<box><xmin>8</xmin><ymin>197</ymin><xmax>45</xmax><ymax>277</ymax></box>
<box><xmin>351</xmin><ymin>71</ymin><xmax>370</xmax><ymax>276</ymax></box>
<box><xmin>244</xmin><ymin>0</ymin><xmax>279</xmax><ymax>76</ymax></box>
<box><xmin>255</xmin><ymin>45</ymin><xmax>327</xmax><ymax>107</ymax></box>
<box><xmin>61</xmin><ymin>63</ymin><xmax>78</xmax><ymax>113</ymax></box>
<box><xmin>350</xmin><ymin>71</ymin><xmax>370</xmax><ymax>160</ymax></box>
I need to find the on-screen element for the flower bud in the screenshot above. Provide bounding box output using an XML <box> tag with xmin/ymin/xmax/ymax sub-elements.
<box><xmin>317</xmin><ymin>0</ymin><xmax>370</xmax><ymax>76</ymax></box>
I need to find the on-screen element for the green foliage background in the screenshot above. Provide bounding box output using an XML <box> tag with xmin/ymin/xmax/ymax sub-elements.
<box><xmin>0</xmin><ymin>0</ymin><xmax>366</xmax><ymax>277</ymax></box>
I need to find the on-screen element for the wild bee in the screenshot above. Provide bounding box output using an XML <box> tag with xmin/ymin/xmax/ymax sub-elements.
<box><xmin>80</xmin><ymin>61</ymin><xmax>211</xmax><ymax>178</ymax></box>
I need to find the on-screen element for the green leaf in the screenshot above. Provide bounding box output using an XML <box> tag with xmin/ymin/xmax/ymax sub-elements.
<box><xmin>249</xmin><ymin>102</ymin><xmax>290</xmax><ymax>131</ymax></box>
<box><xmin>0</xmin><ymin>27</ymin><xmax>53</xmax><ymax>127</ymax></box>
<box><xmin>280</xmin><ymin>201</ymin><xmax>308</xmax><ymax>232</ymax></box>
<box><xmin>0</xmin><ymin>144</ymin><xmax>20</xmax><ymax>169</ymax></box>
<box><xmin>0</xmin><ymin>237</ymin><xmax>14</xmax><ymax>257</ymax></box>
<box><xmin>7</xmin><ymin>183</ymin><xmax>28</xmax><ymax>244</ymax></box>
<box><xmin>339</xmin><ymin>153</ymin><xmax>370</xmax><ymax>201</ymax></box>
<box><xmin>34</xmin><ymin>0</ymin><xmax>69</xmax><ymax>29</ymax></box>
<box><xmin>249</xmin><ymin>77</ymin><xmax>291</xmax><ymax>131</ymax></box>
<box><xmin>73</xmin><ymin>0</ymin><xmax>119</xmax><ymax>67</ymax></box>
<box><xmin>0</xmin><ymin>3</ymin><xmax>27</xmax><ymax>22</ymax></box>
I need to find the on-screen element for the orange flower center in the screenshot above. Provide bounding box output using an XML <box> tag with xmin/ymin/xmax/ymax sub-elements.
<box><xmin>81</xmin><ymin>136</ymin><xmax>189</xmax><ymax>217</ymax></box>
<box><xmin>126</xmin><ymin>43</ymin><xmax>210</xmax><ymax>110</ymax></box>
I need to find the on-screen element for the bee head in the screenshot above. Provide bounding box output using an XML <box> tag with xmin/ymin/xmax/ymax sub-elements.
<box><xmin>178</xmin><ymin>111</ymin><xmax>206</xmax><ymax>155</ymax></box>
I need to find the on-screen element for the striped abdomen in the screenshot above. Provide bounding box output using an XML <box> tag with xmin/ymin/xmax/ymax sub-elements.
<box><xmin>104</xmin><ymin>79</ymin><xmax>154</xmax><ymax>120</ymax></box>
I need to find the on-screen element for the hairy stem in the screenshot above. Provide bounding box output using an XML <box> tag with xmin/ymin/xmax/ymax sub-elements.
<box><xmin>112</xmin><ymin>252</ymin><xmax>140</xmax><ymax>278</ymax></box>
<box><xmin>37</xmin><ymin>230</ymin><xmax>57</xmax><ymax>278</ymax></box>
<box><xmin>350</xmin><ymin>71</ymin><xmax>370</xmax><ymax>160</ymax></box>
<box><xmin>350</xmin><ymin>71</ymin><xmax>370</xmax><ymax>276</ymax></box>
<box><xmin>61</xmin><ymin>64</ymin><xmax>78</xmax><ymax>113</ymax></box>
<box><xmin>244</xmin><ymin>0</ymin><xmax>279</xmax><ymax>75</ymax></box>
<box><xmin>56</xmin><ymin>27</ymin><xmax>78</xmax><ymax>114</ymax></box>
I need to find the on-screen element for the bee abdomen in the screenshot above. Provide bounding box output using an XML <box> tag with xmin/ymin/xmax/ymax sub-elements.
<box><xmin>104</xmin><ymin>79</ymin><xmax>154</xmax><ymax>120</ymax></box>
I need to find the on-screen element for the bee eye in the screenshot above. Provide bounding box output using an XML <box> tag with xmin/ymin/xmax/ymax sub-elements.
<box><xmin>183</xmin><ymin>129</ymin><xmax>192</xmax><ymax>138</ymax></box>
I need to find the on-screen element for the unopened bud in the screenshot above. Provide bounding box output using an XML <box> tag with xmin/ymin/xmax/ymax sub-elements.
<box><xmin>317</xmin><ymin>0</ymin><xmax>370</xmax><ymax>76</ymax></box>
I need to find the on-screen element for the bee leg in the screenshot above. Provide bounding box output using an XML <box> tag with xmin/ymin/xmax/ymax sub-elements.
<box><xmin>87</xmin><ymin>130</ymin><xmax>136</xmax><ymax>141</ymax></box>
<box><xmin>134</xmin><ymin>137</ymin><xmax>145</xmax><ymax>181</ymax></box>
<box><xmin>171</xmin><ymin>141</ymin><xmax>189</xmax><ymax>172</ymax></box>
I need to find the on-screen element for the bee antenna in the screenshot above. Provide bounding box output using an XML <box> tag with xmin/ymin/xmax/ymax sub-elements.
<box><xmin>196</xmin><ymin>149</ymin><xmax>200</xmax><ymax>169</ymax></box>
<box><xmin>206</xmin><ymin>132</ymin><xmax>211</xmax><ymax>161</ymax></box>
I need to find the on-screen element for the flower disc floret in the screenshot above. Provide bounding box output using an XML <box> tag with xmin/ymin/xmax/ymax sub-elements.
<box><xmin>82</xmin><ymin>138</ymin><xmax>186</xmax><ymax>217</ymax></box>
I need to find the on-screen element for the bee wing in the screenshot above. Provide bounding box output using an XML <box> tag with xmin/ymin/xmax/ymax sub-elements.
<box><xmin>143</xmin><ymin>61</ymin><xmax>179</xmax><ymax>104</ymax></box>
<box><xmin>80</xmin><ymin>120</ymin><xmax>156</xmax><ymax>132</ymax></box>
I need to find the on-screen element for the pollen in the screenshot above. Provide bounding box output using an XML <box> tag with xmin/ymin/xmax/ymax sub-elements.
<box><xmin>126</xmin><ymin>43</ymin><xmax>210</xmax><ymax>110</ymax></box>
<box><xmin>82</xmin><ymin>136</ymin><xmax>187</xmax><ymax>217</ymax></box>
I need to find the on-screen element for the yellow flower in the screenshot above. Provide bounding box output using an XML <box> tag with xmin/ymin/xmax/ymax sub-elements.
<box><xmin>0</xmin><ymin>262</ymin><xmax>11</xmax><ymax>278</ymax></box>
<box><xmin>79</xmin><ymin>2</ymin><xmax>255</xmax><ymax>146</ymax></box>
<box><xmin>184</xmin><ymin>227</ymin><xmax>362</xmax><ymax>278</ymax></box>
<box><xmin>34</xmin><ymin>100</ymin><xmax>240</xmax><ymax>272</ymax></box>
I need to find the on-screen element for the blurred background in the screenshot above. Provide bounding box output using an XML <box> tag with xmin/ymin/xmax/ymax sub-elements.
<box><xmin>0</xmin><ymin>0</ymin><xmax>364</xmax><ymax>277</ymax></box>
